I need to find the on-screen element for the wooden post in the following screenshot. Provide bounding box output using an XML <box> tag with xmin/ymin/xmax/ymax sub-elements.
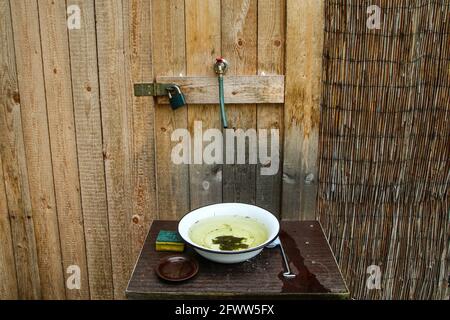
<box><xmin>68</xmin><ymin>0</ymin><xmax>114</xmax><ymax>299</ymax></box>
<box><xmin>38</xmin><ymin>0</ymin><xmax>89</xmax><ymax>299</ymax></box>
<box><xmin>221</xmin><ymin>0</ymin><xmax>258</xmax><ymax>205</ymax></box>
<box><xmin>10</xmin><ymin>0</ymin><xmax>64</xmax><ymax>299</ymax></box>
<box><xmin>95</xmin><ymin>0</ymin><xmax>133</xmax><ymax>300</ymax></box>
<box><xmin>0</xmin><ymin>0</ymin><xmax>31</xmax><ymax>300</ymax></box>
<box><xmin>185</xmin><ymin>0</ymin><xmax>222</xmax><ymax>209</ymax></box>
<box><xmin>257</xmin><ymin>0</ymin><xmax>286</xmax><ymax>216</ymax></box>
<box><xmin>282</xmin><ymin>0</ymin><xmax>324</xmax><ymax>220</ymax></box>
<box><xmin>153</xmin><ymin>0</ymin><xmax>189</xmax><ymax>219</ymax></box>
<box><xmin>123</xmin><ymin>0</ymin><xmax>158</xmax><ymax>262</ymax></box>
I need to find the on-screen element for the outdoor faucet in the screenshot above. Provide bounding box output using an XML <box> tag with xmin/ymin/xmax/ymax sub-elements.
<box><xmin>214</xmin><ymin>57</ymin><xmax>229</xmax><ymax>128</ymax></box>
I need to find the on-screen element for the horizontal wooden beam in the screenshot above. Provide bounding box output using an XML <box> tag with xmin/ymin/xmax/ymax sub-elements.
<box><xmin>154</xmin><ymin>75</ymin><xmax>285</xmax><ymax>104</ymax></box>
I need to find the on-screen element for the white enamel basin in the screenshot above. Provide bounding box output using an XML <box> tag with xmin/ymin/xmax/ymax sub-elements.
<box><xmin>178</xmin><ymin>203</ymin><xmax>280</xmax><ymax>264</ymax></box>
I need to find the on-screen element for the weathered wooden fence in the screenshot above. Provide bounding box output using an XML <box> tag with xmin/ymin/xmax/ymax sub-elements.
<box><xmin>0</xmin><ymin>0</ymin><xmax>323</xmax><ymax>299</ymax></box>
<box><xmin>0</xmin><ymin>0</ymin><xmax>448</xmax><ymax>300</ymax></box>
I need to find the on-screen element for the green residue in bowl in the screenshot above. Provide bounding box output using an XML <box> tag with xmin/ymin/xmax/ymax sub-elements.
<box><xmin>212</xmin><ymin>236</ymin><xmax>249</xmax><ymax>251</ymax></box>
<box><xmin>188</xmin><ymin>215</ymin><xmax>268</xmax><ymax>252</ymax></box>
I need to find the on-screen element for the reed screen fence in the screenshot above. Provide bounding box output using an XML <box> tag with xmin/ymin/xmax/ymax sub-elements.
<box><xmin>318</xmin><ymin>0</ymin><xmax>450</xmax><ymax>299</ymax></box>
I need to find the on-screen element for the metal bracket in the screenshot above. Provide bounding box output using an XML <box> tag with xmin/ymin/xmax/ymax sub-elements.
<box><xmin>134</xmin><ymin>83</ymin><xmax>175</xmax><ymax>97</ymax></box>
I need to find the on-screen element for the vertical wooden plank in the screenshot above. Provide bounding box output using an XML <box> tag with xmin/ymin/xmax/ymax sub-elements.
<box><xmin>282</xmin><ymin>0</ymin><xmax>324</xmax><ymax>220</ymax></box>
<box><xmin>38</xmin><ymin>0</ymin><xmax>89</xmax><ymax>299</ymax></box>
<box><xmin>123</xmin><ymin>0</ymin><xmax>158</xmax><ymax>261</ymax></box>
<box><xmin>221</xmin><ymin>0</ymin><xmax>258</xmax><ymax>205</ymax></box>
<box><xmin>152</xmin><ymin>0</ymin><xmax>189</xmax><ymax>219</ymax></box>
<box><xmin>185</xmin><ymin>0</ymin><xmax>222</xmax><ymax>209</ymax></box>
<box><xmin>0</xmin><ymin>0</ymin><xmax>36</xmax><ymax>300</ymax></box>
<box><xmin>95</xmin><ymin>0</ymin><xmax>133</xmax><ymax>299</ymax></box>
<box><xmin>68</xmin><ymin>0</ymin><xmax>114</xmax><ymax>299</ymax></box>
<box><xmin>0</xmin><ymin>151</ymin><xmax>18</xmax><ymax>299</ymax></box>
<box><xmin>256</xmin><ymin>0</ymin><xmax>285</xmax><ymax>216</ymax></box>
<box><xmin>10</xmin><ymin>0</ymin><xmax>65</xmax><ymax>299</ymax></box>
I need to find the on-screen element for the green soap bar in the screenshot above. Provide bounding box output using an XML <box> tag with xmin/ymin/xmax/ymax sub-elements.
<box><xmin>156</xmin><ymin>230</ymin><xmax>183</xmax><ymax>244</ymax></box>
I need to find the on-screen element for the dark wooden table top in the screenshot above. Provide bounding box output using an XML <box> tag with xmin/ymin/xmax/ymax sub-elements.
<box><xmin>126</xmin><ymin>221</ymin><xmax>349</xmax><ymax>299</ymax></box>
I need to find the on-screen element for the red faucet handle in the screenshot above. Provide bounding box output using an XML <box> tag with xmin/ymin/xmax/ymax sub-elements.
<box><xmin>214</xmin><ymin>57</ymin><xmax>229</xmax><ymax>74</ymax></box>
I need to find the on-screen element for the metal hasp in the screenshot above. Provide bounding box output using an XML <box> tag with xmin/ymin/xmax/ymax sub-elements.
<box><xmin>214</xmin><ymin>57</ymin><xmax>229</xmax><ymax>128</ymax></box>
<box><xmin>134</xmin><ymin>82</ymin><xmax>186</xmax><ymax>110</ymax></box>
<box><xmin>134</xmin><ymin>83</ymin><xmax>176</xmax><ymax>97</ymax></box>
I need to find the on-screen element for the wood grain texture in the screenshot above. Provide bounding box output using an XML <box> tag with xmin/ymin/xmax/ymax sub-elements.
<box><xmin>282</xmin><ymin>0</ymin><xmax>324</xmax><ymax>220</ymax></box>
<box><xmin>0</xmin><ymin>0</ymin><xmax>34</xmax><ymax>300</ymax></box>
<box><xmin>185</xmin><ymin>0</ymin><xmax>222</xmax><ymax>209</ymax></box>
<box><xmin>221</xmin><ymin>0</ymin><xmax>258</xmax><ymax>205</ymax></box>
<box><xmin>123</xmin><ymin>0</ymin><xmax>158</xmax><ymax>264</ymax></box>
<box><xmin>0</xmin><ymin>150</ymin><xmax>18</xmax><ymax>299</ymax></box>
<box><xmin>127</xmin><ymin>221</ymin><xmax>349</xmax><ymax>299</ymax></box>
<box><xmin>95</xmin><ymin>0</ymin><xmax>135</xmax><ymax>300</ymax></box>
<box><xmin>1</xmin><ymin>0</ymin><xmax>447</xmax><ymax>301</ymax></box>
<box><xmin>10</xmin><ymin>0</ymin><xmax>64</xmax><ymax>299</ymax></box>
<box><xmin>152</xmin><ymin>0</ymin><xmax>189</xmax><ymax>219</ymax></box>
<box><xmin>38</xmin><ymin>0</ymin><xmax>89</xmax><ymax>299</ymax></box>
<box><xmin>256</xmin><ymin>0</ymin><xmax>286</xmax><ymax>216</ymax></box>
<box><xmin>68</xmin><ymin>0</ymin><xmax>114</xmax><ymax>300</ymax></box>
<box><xmin>155</xmin><ymin>76</ymin><xmax>284</xmax><ymax>104</ymax></box>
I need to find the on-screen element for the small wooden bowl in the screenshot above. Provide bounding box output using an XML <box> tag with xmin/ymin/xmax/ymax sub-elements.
<box><xmin>155</xmin><ymin>255</ymin><xmax>199</xmax><ymax>282</ymax></box>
